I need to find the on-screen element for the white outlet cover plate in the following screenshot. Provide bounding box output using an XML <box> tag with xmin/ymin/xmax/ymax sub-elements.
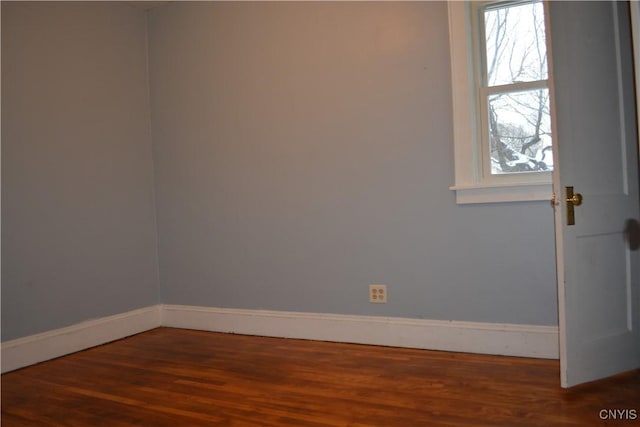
<box><xmin>369</xmin><ymin>284</ymin><xmax>387</xmax><ymax>303</ymax></box>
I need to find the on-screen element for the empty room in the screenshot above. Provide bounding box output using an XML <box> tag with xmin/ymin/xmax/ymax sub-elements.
<box><xmin>2</xmin><ymin>1</ymin><xmax>639</xmax><ymax>425</ymax></box>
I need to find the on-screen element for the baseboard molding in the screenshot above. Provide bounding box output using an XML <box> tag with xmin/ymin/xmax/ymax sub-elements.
<box><xmin>161</xmin><ymin>305</ymin><xmax>559</xmax><ymax>359</ymax></box>
<box><xmin>1</xmin><ymin>306</ymin><xmax>162</xmax><ymax>373</ymax></box>
<box><xmin>1</xmin><ymin>304</ymin><xmax>559</xmax><ymax>373</ymax></box>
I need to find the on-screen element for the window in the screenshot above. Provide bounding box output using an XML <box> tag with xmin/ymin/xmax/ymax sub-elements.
<box><xmin>448</xmin><ymin>1</ymin><xmax>554</xmax><ymax>204</ymax></box>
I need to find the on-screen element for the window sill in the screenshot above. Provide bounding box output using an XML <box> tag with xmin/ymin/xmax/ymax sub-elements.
<box><xmin>450</xmin><ymin>182</ymin><xmax>552</xmax><ymax>204</ymax></box>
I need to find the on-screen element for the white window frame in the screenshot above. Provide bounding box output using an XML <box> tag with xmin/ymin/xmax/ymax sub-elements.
<box><xmin>448</xmin><ymin>0</ymin><xmax>553</xmax><ymax>204</ymax></box>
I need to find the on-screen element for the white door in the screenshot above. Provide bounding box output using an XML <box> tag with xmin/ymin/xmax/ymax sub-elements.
<box><xmin>549</xmin><ymin>1</ymin><xmax>640</xmax><ymax>388</ymax></box>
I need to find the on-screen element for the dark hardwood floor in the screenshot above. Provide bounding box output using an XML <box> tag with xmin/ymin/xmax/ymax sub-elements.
<box><xmin>2</xmin><ymin>327</ymin><xmax>639</xmax><ymax>426</ymax></box>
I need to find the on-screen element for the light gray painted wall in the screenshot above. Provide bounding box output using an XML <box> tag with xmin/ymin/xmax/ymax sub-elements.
<box><xmin>1</xmin><ymin>2</ymin><xmax>160</xmax><ymax>341</ymax></box>
<box><xmin>148</xmin><ymin>2</ymin><xmax>558</xmax><ymax>326</ymax></box>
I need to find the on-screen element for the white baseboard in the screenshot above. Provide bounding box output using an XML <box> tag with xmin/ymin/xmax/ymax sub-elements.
<box><xmin>1</xmin><ymin>304</ymin><xmax>559</xmax><ymax>373</ymax></box>
<box><xmin>1</xmin><ymin>306</ymin><xmax>162</xmax><ymax>373</ymax></box>
<box><xmin>161</xmin><ymin>305</ymin><xmax>559</xmax><ymax>359</ymax></box>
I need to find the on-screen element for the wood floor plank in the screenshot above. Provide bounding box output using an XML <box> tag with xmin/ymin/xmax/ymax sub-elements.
<box><xmin>2</xmin><ymin>327</ymin><xmax>639</xmax><ymax>426</ymax></box>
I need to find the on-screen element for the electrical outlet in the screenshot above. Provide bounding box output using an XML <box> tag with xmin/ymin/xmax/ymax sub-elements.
<box><xmin>369</xmin><ymin>284</ymin><xmax>387</xmax><ymax>303</ymax></box>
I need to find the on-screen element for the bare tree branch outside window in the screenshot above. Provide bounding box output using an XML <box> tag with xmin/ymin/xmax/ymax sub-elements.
<box><xmin>482</xmin><ymin>1</ymin><xmax>553</xmax><ymax>175</ymax></box>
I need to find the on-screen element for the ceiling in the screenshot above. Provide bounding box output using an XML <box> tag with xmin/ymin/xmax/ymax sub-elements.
<box><xmin>127</xmin><ymin>1</ymin><xmax>169</xmax><ymax>11</ymax></box>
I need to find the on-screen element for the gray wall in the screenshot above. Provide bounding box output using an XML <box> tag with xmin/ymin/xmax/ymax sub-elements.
<box><xmin>1</xmin><ymin>2</ymin><xmax>559</xmax><ymax>343</ymax></box>
<box><xmin>1</xmin><ymin>2</ymin><xmax>160</xmax><ymax>341</ymax></box>
<box><xmin>148</xmin><ymin>2</ymin><xmax>558</xmax><ymax>325</ymax></box>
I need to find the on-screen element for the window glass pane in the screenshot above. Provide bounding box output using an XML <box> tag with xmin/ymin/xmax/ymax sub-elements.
<box><xmin>484</xmin><ymin>1</ymin><xmax>547</xmax><ymax>86</ymax></box>
<box><xmin>488</xmin><ymin>89</ymin><xmax>553</xmax><ymax>174</ymax></box>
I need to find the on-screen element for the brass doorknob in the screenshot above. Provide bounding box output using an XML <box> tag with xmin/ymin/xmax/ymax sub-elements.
<box><xmin>565</xmin><ymin>186</ymin><xmax>583</xmax><ymax>226</ymax></box>
<box><xmin>567</xmin><ymin>193</ymin><xmax>583</xmax><ymax>206</ymax></box>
